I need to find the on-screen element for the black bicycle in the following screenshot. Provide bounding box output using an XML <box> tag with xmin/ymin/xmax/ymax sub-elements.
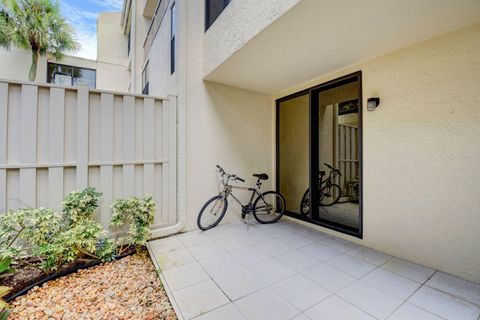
<box><xmin>300</xmin><ymin>163</ymin><xmax>342</xmax><ymax>216</ymax></box>
<box><xmin>197</xmin><ymin>165</ymin><xmax>286</xmax><ymax>230</ymax></box>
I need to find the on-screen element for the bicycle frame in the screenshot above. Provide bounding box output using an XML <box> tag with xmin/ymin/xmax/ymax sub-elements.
<box><xmin>220</xmin><ymin>180</ymin><xmax>263</xmax><ymax>213</ymax></box>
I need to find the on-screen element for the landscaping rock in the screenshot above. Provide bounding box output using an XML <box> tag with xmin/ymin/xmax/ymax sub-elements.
<box><xmin>9</xmin><ymin>253</ymin><xmax>177</xmax><ymax>320</ymax></box>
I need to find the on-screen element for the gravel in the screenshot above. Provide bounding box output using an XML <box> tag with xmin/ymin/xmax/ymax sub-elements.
<box><xmin>8</xmin><ymin>252</ymin><xmax>177</xmax><ymax>320</ymax></box>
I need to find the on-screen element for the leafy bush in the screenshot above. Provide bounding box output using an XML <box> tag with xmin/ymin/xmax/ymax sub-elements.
<box><xmin>0</xmin><ymin>187</ymin><xmax>154</xmax><ymax>277</ymax></box>
<box><xmin>111</xmin><ymin>195</ymin><xmax>156</xmax><ymax>253</ymax></box>
<box><xmin>0</xmin><ymin>188</ymin><xmax>114</xmax><ymax>274</ymax></box>
<box><xmin>62</xmin><ymin>187</ymin><xmax>102</xmax><ymax>225</ymax></box>
<box><xmin>0</xmin><ymin>286</ymin><xmax>11</xmax><ymax>320</ymax></box>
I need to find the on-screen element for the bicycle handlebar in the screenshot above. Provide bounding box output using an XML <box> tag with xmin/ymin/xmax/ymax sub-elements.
<box><xmin>216</xmin><ymin>165</ymin><xmax>245</xmax><ymax>183</ymax></box>
<box><xmin>323</xmin><ymin>163</ymin><xmax>342</xmax><ymax>176</ymax></box>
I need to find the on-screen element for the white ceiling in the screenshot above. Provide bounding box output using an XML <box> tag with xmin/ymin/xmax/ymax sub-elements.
<box><xmin>204</xmin><ymin>0</ymin><xmax>480</xmax><ymax>94</ymax></box>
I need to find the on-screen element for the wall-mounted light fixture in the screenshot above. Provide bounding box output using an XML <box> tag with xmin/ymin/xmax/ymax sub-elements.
<box><xmin>367</xmin><ymin>97</ymin><xmax>380</xmax><ymax>111</ymax></box>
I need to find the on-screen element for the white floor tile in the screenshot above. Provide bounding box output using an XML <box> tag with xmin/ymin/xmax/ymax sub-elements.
<box><xmin>337</xmin><ymin>280</ymin><xmax>404</xmax><ymax>319</ymax></box>
<box><xmin>302</xmin><ymin>263</ymin><xmax>356</xmax><ymax>292</ymax></box>
<box><xmin>386</xmin><ymin>303</ymin><xmax>443</xmax><ymax>320</ymax></box>
<box><xmin>199</xmin><ymin>253</ymin><xmax>243</xmax><ymax>278</ymax></box>
<box><xmin>248</xmin><ymin>258</ymin><xmax>296</xmax><ymax>285</ymax></box>
<box><xmin>275</xmin><ymin>250</ymin><xmax>321</xmax><ymax>272</ymax></box>
<box><xmin>348</xmin><ymin>246</ymin><xmax>392</xmax><ymax>266</ymax></box>
<box><xmin>254</xmin><ymin>239</ymin><xmax>292</xmax><ymax>256</ymax></box>
<box><xmin>320</xmin><ymin>238</ymin><xmax>358</xmax><ymax>253</ymax></box>
<box><xmin>188</xmin><ymin>242</ymin><xmax>225</xmax><ymax>260</ymax></box>
<box><xmin>149</xmin><ymin>236</ymin><xmax>184</xmax><ymax>255</ymax></box>
<box><xmin>327</xmin><ymin>254</ymin><xmax>377</xmax><ymax>278</ymax></box>
<box><xmin>408</xmin><ymin>286</ymin><xmax>480</xmax><ymax>320</ymax></box>
<box><xmin>214</xmin><ymin>268</ymin><xmax>266</xmax><ymax>301</ymax></box>
<box><xmin>291</xmin><ymin>314</ymin><xmax>310</xmax><ymax>320</ymax></box>
<box><xmin>173</xmin><ymin>280</ymin><xmax>229</xmax><ymax>320</ymax></box>
<box><xmin>278</xmin><ymin>234</ymin><xmax>315</xmax><ymax>249</ymax></box>
<box><xmin>216</xmin><ymin>235</ymin><xmax>251</xmax><ymax>252</ymax></box>
<box><xmin>192</xmin><ymin>303</ymin><xmax>246</xmax><ymax>320</ymax></box>
<box><xmin>304</xmin><ymin>295</ymin><xmax>375</xmax><ymax>320</ymax></box>
<box><xmin>177</xmin><ymin>231</ymin><xmax>214</xmax><ymax>248</ymax></box>
<box><xmin>229</xmin><ymin>245</ymin><xmax>270</xmax><ymax>266</ymax></box>
<box><xmin>426</xmin><ymin>272</ymin><xmax>480</xmax><ymax>305</ymax></box>
<box><xmin>300</xmin><ymin>243</ymin><xmax>343</xmax><ymax>262</ymax></box>
<box><xmin>155</xmin><ymin>248</ymin><xmax>195</xmax><ymax>271</ymax></box>
<box><xmin>362</xmin><ymin>268</ymin><xmax>421</xmax><ymax>300</ymax></box>
<box><xmin>381</xmin><ymin>258</ymin><xmax>435</xmax><ymax>283</ymax></box>
<box><xmin>234</xmin><ymin>287</ymin><xmax>300</xmax><ymax>320</ymax></box>
<box><xmin>271</xmin><ymin>274</ymin><xmax>331</xmax><ymax>311</ymax></box>
<box><xmin>163</xmin><ymin>262</ymin><xmax>209</xmax><ymax>291</ymax></box>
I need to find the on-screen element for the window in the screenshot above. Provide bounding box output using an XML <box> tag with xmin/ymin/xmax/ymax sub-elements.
<box><xmin>47</xmin><ymin>63</ymin><xmax>96</xmax><ymax>88</ymax></box>
<box><xmin>276</xmin><ymin>72</ymin><xmax>363</xmax><ymax>238</ymax></box>
<box><xmin>205</xmin><ymin>0</ymin><xmax>230</xmax><ymax>31</ymax></box>
<box><xmin>127</xmin><ymin>29</ymin><xmax>131</xmax><ymax>56</ymax></box>
<box><xmin>142</xmin><ymin>62</ymin><xmax>149</xmax><ymax>95</ymax></box>
<box><xmin>170</xmin><ymin>2</ymin><xmax>176</xmax><ymax>74</ymax></box>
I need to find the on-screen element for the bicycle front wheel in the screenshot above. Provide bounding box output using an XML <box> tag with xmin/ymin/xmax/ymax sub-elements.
<box><xmin>300</xmin><ymin>189</ymin><xmax>310</xmax><ymax>216</ymax></box>
<box><xmin>197</xmin><ymin>195</ymin><xmax>228</xmax><ymax>230</ymax></box>
<box><xmin>253</xmin><ymin>191</ymin><xmax>286</xmax><ymax>224</ymax></box>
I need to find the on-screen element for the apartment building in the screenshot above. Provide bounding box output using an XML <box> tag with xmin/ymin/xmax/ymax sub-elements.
<box><xmin>0</xmin><ymin>12</ymin><xmax>130</xmax><ymax>92</ymax></box>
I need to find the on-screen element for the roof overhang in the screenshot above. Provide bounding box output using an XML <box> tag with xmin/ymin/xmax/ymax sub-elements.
<box><xmin>204</xmin><ymin>0</ymin><xmax>480</xmax><ymax>94</ymax></box>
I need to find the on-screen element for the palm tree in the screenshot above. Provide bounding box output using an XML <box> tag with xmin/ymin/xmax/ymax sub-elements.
<box><xmin>0</xmin><ymin>6</ymin><xmax>11</xmax><ymax>48</ymax></box>
<box><xmin>1</xmin><ymin>0</ymin><xmax>80</xmax><ymax>81</ymax></box>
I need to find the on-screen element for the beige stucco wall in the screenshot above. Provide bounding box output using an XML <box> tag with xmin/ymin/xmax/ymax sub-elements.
<box><xmin>96</xmin><ymin>12</ymin><xmax>130</xmax><ymax>92</ymax></box>
<box><xmin>145</xmin><ymin>0</ymin><xmax>274</xmax><ymax>230</ymax></box>
<box><xmin>277</xmin><ymin>23</ymin><xmax>480</xmax><ymax>283</ymax></box>
<box><xmin>185</xmin><ymin>0</ymin><xmax>274</xmax><ymax>229</ymax></box>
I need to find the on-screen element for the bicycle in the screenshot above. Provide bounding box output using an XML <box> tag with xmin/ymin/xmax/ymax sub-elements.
<box><xmin>197</xmin><ymin>165</ymin><xmax>286</xmax><ymax>230</ymax></box>
<box><xmin>300</xmin><ymin>163</ymin><xmax>342</xmax><ymax>216</ymax></box>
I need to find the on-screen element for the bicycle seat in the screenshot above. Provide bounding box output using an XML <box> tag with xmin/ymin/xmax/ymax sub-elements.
<box><xmin>319</xmin><ymin>171</ymin><xmax>326</xmax><ymax>176</ymax></box>
<box><xmin>253</xmin><ymin>173</ymin><xmax>269</xmax><ymax>180</ymax></box>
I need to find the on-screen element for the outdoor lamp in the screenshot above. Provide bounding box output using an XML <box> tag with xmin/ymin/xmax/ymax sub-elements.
<box><xmin>367</xmin><ymin>97</ymin><xmax>380</xmax><ymax>111</ymax></box>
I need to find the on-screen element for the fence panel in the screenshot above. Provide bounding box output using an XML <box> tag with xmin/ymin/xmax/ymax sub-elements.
<box><xmin>0</xmin><ymin>80</ymin><xmax>177</xmax><ymax>233</ymax></box>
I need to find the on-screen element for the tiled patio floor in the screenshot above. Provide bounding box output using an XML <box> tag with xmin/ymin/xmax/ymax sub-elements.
<box><xmin>148</xmin><ymin>220</ymin><xmax>480</xmax><ymax>320</ymax></box>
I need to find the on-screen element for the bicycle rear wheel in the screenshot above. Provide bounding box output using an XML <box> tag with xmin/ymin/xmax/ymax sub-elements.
<box><xmin>197</xmin><ymin>195</ymin><xmax>228</xmax><ymax>230</ymax></box>
<box><xmin>319</xmin><ymin>184</ymin><xmax>342</xmax><ymax>206</ymax></box>
<box><xmin>253</xmin><ymin>191</ymin><xmax>286</xmax><ymax>224</ymax></box>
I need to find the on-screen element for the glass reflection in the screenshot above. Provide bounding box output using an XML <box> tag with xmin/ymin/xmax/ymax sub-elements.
<box><xmin>316</xmin><ymin>80</ymin><xmax>360</xmax><ymax>230</ymax></box>
<box><xmin>278</xmin><ymin>94</ymin><xmax>309</xmax><ymax>215</ymax></box>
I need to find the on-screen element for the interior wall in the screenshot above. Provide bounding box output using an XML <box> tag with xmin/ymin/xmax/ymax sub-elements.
<box><xmin>276</xmin><ymin>23</ymin><xmax>480</xmax><ymax>283</ymax></box>
<box><xmin>279</xmin><ymin>95</ymin><xmax>309</xmax><ymax>213</ymax></box>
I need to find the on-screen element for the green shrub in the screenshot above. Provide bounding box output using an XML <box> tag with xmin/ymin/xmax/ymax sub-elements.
<box><xmin>62</xmin><ymin>187</ymin><xmax>102</xmax><ymax>225</ymax></box>
<box><xmin>111</xmin><ymin>195</ymin><xmax>156</xmax><ymax>253</ymax></box>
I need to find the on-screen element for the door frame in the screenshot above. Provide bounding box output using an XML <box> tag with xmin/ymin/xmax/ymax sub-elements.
<box><xmin>275</xmin><ymin>71</ymin><xmax>363</xmax><ymax>238</ymax></box>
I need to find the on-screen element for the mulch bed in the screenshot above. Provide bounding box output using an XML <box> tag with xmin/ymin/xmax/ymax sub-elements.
<box><xmin>6</xmin><ymin>252</ymin><xmax>177</xmax><ymax>320</ymax></box>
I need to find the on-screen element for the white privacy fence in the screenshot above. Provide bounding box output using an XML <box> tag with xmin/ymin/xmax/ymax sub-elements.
<box><xmin>0</xmin><ymin>80</ymin><xmax>177</xmax><ymax>232</ymax></box>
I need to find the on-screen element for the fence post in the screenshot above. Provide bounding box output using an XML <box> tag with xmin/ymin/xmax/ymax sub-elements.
<box><xmin>76</xmin><ymin>85</ymin><xmax>89</xmax><ymax>189</ymax></box>
<box><xmin>167</xmin><ymin>95</ymin><xmax>177</xmax><ymax>225</ymax></box>
<box><xmin>19</xmin><ymin>84</ymin><xmax>38</xmax><ymax>208</ymax></box>
<box><xmin>0</xmin><ymin>83</ymin><xmax>8</xmax><ymax>212</ymax></box>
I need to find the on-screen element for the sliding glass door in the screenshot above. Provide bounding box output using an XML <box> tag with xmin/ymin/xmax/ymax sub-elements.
<box><xmin>277</xmin><ymin>72</ymin><xmax>362</xmax><ymax>237</ymax></box>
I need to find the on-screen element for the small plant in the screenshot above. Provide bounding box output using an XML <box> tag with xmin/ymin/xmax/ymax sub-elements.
<box><xmin>111</xmin><ymin>195</ymin><xmax>156</xmax><ymax>254</ymax></box>
<box><xmin>0</xmin><ymin>258</ymin><xmax>12</xmax><ymax>277</ymax></box>
<box><xmin>62</xmin><ymin>187</ymin><xmax>102</xmax><ymax>225</ymax></box>
<box><xmin>0</xmin><ymin>286</ymin><xmax>11</xmax><ymax>320</ymax></box>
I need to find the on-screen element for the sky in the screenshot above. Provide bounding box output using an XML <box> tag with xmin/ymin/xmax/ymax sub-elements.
<box><xmin>60</xmin><ymin>0</ymin><xmax>124</xmax><ymax>60</ymax></box>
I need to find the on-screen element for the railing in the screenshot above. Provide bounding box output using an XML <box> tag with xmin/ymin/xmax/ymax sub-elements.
<box><xmin>0</xmin><ymin>80</ymin><xmax>177</xmax><ymax>233</ymax></box>
<box><xmin>336</xmin><ymin>124</ymin><xmax>359</xmax><ymax>198</ymax></box>
<box><xmin>144</xmin><ymin>0</ymin><xmax>169</xmax><ymax>60</ymax></box>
